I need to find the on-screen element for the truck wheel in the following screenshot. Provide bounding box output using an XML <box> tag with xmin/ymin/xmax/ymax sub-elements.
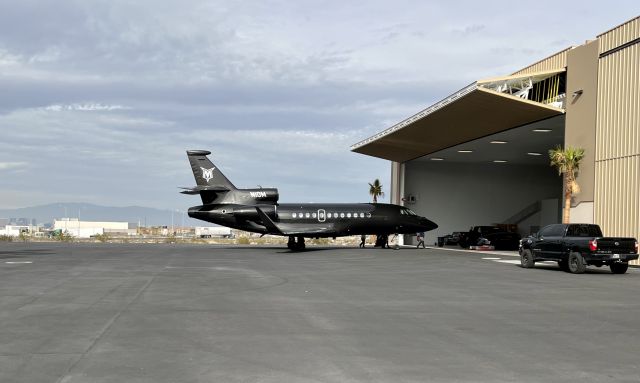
<box><xmin>568</xmin><ymin>252</ymin><xmax>586</xmax><ymax>274</ymax></box>
<box><xmin>558</xmin><ymin>259</ymin><xmax>569</xmax><ymax>272</ymax></box>
<box><xmin>610</xmin><ymin>262</ymin><xmax>629</xmax><ymax>274</ymax></box>
<box><xmin>520</xmin><ymin>249</ymin><xmax>535</xmax><ymax>268</ymax></box>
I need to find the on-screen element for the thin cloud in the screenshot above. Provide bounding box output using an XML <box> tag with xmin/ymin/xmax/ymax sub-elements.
<box><xmin>0</xmin><ymin>162</ymin><xmax>27</xmax><ymax>170</ymax></box>
<box><xmin>43</xmin><ymin>103</ymin><xmax>129</xmax><ymax>112</ymax></box>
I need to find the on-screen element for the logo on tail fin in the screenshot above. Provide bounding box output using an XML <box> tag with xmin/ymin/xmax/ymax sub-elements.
<box><xmin>201</xmin><ymin>167</ymin><xmax>215</xmax><ymax>182</ymax></box>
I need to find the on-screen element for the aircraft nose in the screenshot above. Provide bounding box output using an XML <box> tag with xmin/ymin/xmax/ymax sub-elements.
<box><xmin>420</xmin><ymin>217</ymin><xmax>438</xmax><ymax>231</ymax></box>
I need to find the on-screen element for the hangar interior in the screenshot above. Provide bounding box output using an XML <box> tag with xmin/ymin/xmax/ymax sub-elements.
<box><xmin>352</xmin><ymin>69</ymin><xmax>569</xmax><ymax>246</ymax></box>
<box><xmin>402</xmin><ymin>116</ymin><xmax>565</xmax><ymax>245</ymax></box>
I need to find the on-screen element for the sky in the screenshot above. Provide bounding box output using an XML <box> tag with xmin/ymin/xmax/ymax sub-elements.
<box><xmin>0</xmin><ymin>1</ymin><xmax>638</xmax><ymax>210</ymax></box>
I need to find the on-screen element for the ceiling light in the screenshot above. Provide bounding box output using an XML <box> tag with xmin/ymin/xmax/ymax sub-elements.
<box><xmin>493</xmin><ymin>160</ymin><xmax>507</xmax><ymax>163</ymax></box>
<box><xmin>430</xmin><ymin>157</ymin><xmax>444</xmax><ymax>161</ymax></box>
<box><xmin>457</xmin><ymin>150</ymin><xmax>473</xmax><ymax>153</ymax></box>
<box><xmin>532</xmin><ymin>129</ymin><xmax>552</xmax><ymax>133</ymax></box>
<box><xmin>527</xmin><ymin>152</ymin><xmax>542</xmax><ymax>156</ymax></box>
<box><xmin>490</xmin><ymin>140</ymin><xmax>508</xmax><ymax>144</ymax></box>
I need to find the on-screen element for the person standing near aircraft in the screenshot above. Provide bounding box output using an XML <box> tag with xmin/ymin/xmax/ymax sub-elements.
<box><xmin>416</xmin><ymin>232</ymin><xmax>425</xmax><ymax>248</ymax></box>
<box><xmin>359</xmin><ymin>234</ymin><xmax>366</xmax><ymax>248</ymax></box>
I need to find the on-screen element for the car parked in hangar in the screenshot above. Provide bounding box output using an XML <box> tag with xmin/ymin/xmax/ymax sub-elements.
<box><xmin>519</xmin><ymin>223</ymin><xmax>638</xmax><ymax>274</ymax></box>
<box><xmin>458</xmin><ymin>226</ymin><xmax>521</xmax><ymax>250</ymax></box>
<box><xmin>444</xmin><ymin>231</ymin><xmax>464</xmax><ymax>245</ymax></box>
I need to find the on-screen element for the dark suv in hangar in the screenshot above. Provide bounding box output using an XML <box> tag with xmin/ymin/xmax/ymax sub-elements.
<box><xmin>458</xmin><ymin>226</ymin><xmax>521</xmax><ymax>250</ymax></box>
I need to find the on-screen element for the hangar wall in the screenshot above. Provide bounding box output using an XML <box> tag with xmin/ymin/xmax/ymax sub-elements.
<box><xmin>594</xmin><ymin>16</ymin><xmax>640</xmax><ymax>245</ymax></box>
<box><xmin>565</xmin><ymin>40</ymin><xmax>599</xmax><ymax>222</ymax></box>
<box><xmin>512</xmin><ymin>48</ymin><xmax>570</xmax><ymax>76</ymax></box>
<box><xmin>403</xmin><ymin>161</ymin><xmax>561</xmax><ymax>244</ymax></box>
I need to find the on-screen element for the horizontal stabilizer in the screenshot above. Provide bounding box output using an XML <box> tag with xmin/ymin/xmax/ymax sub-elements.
<box><xmin>178</xmin><ymin>185</ymin><xmax>231</xmax><ymax>195</ymax></box>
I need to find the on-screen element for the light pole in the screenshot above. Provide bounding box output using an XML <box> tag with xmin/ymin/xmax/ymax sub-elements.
<box><xmin>180</xmin><ymin>209</ymin><xmax>184</xmax><ymax>239</ymax></box>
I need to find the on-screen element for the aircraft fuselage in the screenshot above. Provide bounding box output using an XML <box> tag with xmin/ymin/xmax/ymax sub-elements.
<box><xmin>188</xmin><ymin>202</ymin><xmax>437</xmax><ymax>238</ymax></box>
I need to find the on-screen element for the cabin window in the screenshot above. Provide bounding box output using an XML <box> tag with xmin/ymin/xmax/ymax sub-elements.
<box><xmin>347</xmin><ymin>213</ymin><xmax>352</xmax><ymax>218</ymax></box>
<box><xmin>312</xmin><ymin>213</ymin><xmax>317</xmax><ymax>218</ymax></box>
<box><xmin>305</xmin><ymin>212</ymin><xmax>310</xmax><ymax>218</ymax></box>
<box><xmin>340</xmin><ymin>213</ymin><xmax>345</xmax><ymax>218</ymax></box>
<box><xmin>327</xmin><ymin>213</ymin><xmax>332</xmax><ymax>218</ymax></box>
<box><xmin>366</xmin><ymin>213</ymin><xmax>372</xmax><ymax>218</ymax></box>
<box><xmin>292</xmin><ymin>213</ymin><xmax>297</xmax><ymax>218</ymax></box>
<box><xmin>360</xmin><ymin>213</ymin><xmax>365</xmax><ymax>218</ymax></box>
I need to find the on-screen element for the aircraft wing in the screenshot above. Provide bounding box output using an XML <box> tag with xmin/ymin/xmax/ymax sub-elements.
<box><xmin>255</xmin><ymin>207</ymin><xmax>335</xmax><ymax>236</ymax></box>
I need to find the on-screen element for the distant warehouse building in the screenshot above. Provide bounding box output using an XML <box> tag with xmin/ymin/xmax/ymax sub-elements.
<box><xmin>54</xmin><ymin>218</ymin><xmax>137</xmax><ymax>238</ymax></box>
<box><xmin>352</xmin><ymin>16</ymin><xmax>640</xmax><ymax>247</ymax></box>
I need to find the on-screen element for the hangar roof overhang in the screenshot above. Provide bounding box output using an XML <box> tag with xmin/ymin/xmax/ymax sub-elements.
<box><xmin>351</xmin><ymin>70</ymin><xmax>566</xmax><ymax>163</ymax></box>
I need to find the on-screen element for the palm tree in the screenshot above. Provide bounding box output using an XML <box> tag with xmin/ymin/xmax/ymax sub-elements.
<box><xmin>549</xmin><ymin>146</ymin><xmax>585</xmax><ymax>224</ymax></box>
<box><xmin>368</xmin><ymin>179</ymin><xmax>384</xmax><ymax>203</ymax></box>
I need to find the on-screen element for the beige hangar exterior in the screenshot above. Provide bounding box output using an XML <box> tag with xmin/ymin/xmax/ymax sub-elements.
<box><xmin>352</xmin><ymin>16</ymin><xmax>640</xmax><ymax>249</ymax></box>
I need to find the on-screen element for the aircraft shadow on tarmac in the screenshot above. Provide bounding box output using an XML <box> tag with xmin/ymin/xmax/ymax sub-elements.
<box><xmin>204</xmin><ymin>245</ymin><xmax>406</xmax><ymax>254</ymax></box>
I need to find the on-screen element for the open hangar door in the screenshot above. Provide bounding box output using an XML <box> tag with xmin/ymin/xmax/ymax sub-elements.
<box><xmin>350</xmin><ymin>70</ymin><xmax>570</xmax><ymax>246</ymax></box>
<box><xmin>403</xmin><ymin>115</ymin><xmax>565</xmax><ymax>247</ymax></box>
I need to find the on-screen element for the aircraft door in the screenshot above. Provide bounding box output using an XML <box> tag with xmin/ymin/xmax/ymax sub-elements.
<box><xmin>317</xmin><ymin>209</ymin><xmax>326</xmax><ymax>222</ymax></box>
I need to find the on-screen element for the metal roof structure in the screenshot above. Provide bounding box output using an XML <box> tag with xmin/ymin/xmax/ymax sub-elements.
<box><xmin>351</xmin><ymin>71</ymin><xmax>566</xmax><ymax>162</ymax></box>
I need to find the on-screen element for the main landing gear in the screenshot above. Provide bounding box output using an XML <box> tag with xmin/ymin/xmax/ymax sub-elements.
<box><xmin>287</xmin><ymin>236</ymin><xmax>306</xmax><ymax>251</ymax></box>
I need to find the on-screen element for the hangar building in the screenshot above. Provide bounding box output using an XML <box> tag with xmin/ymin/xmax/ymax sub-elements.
<box><xmin>352</xmin><ymin>16</ymin><xmax>640</xmax><ymax>248</ymax></box>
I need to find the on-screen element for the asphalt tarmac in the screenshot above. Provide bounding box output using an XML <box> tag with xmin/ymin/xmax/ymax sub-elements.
<box><xmin>1</xmin><ymin>242</ymin><xmax>639</xmax><ymax>383</ymax></box>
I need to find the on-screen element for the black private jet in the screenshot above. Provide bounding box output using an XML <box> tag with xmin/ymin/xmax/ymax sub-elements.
<box><xmin>183</xmin><ymin>150</ymin><xmax>437</xmax><ymax>250</ymax></box>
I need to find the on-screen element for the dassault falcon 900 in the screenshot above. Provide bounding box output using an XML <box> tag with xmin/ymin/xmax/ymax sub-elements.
<box><xmin>182</xmin><ymin>150</ymin><xmax>438</xmax><ymax>250</ymax></box>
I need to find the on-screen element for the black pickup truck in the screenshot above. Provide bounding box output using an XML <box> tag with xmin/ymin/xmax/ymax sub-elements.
<box><xmin>519</xmin><ymin>223</ymin><xmax>638</xmax><ymax>274</ymax></box>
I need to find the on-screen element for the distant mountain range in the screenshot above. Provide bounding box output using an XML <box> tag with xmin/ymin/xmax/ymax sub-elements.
<box><xmin>0</xmin><ymin>203</ymin><xmax>212</xmax><ymax>227</ymax></box>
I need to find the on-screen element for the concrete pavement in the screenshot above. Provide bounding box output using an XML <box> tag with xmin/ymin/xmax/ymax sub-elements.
<box><xmin>1</xmin><ymin>243</ymin><xmax>639</xmax><ymax>382</ymax></box>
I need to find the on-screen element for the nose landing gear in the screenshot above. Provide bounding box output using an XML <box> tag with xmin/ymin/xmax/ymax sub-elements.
<box><xmin>287</xmin><ymin>236</ymin><xmax>306</xmax><ymax>251</ymax></box>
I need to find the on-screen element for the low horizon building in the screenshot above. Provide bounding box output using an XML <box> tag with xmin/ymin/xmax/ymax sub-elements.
<box><xmin>53</xmin><ymin>218</ymin><xmax>137</xmax><ymax>238</ymax></box>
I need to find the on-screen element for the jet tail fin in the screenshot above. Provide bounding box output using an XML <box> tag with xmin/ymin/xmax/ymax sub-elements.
<box><xmin>186</xmin><ymin>150</ymin><xmax>237</xmax><ymax>204</ymax></box>
<box><xmin>186</xmin><ymin>150</ymin><xmax>237</xmax><ymax>190</ymax></box>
